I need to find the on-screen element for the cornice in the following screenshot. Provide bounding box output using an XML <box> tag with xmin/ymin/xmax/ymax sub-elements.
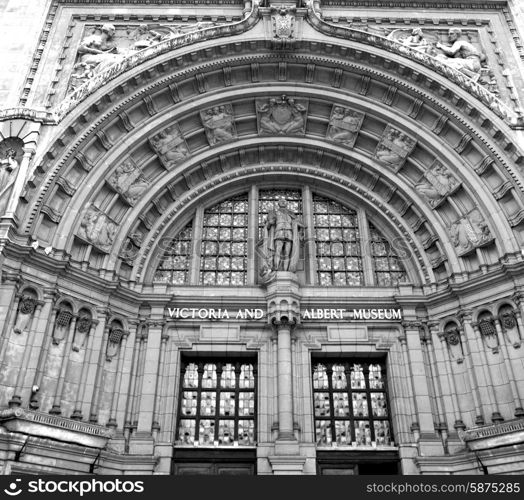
<box><xmin>322</xmin><ymin>0</ymin><xmax>508</xmax><ymax>7</ymax></box>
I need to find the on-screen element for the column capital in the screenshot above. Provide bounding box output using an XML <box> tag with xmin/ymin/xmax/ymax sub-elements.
<box><xmin>271</xmin><ymin>317</ymin><xmax>298</xmax><ymax>332</ymax></box>
<box><xmin>457</xmin><ymin>309</ymin><xmax>473</xmax><ymax>323</ymax></box>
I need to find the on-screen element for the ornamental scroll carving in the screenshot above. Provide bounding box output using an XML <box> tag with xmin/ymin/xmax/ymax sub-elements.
<box><xmin>149</xmin><ymin>123</ymin><xmax>190</xmax><ymax>170</ymax></box>
<box><xmin>449</xmin><ymin>209</ymin><xmax>492</xmax><ymax>256</ymax></box>
<box><xmin>414</xmin><ymin>160</ymin><xmax>460</xmax><ymax>208</ymax></box>
<box><xmin>106</xmin><ymin>160</ymin><xmax>149</xmax><ymax>206</ymax></box>
<box><xmin>326</xmin><ymin>106</ymin><xmax>365</xmax><ymax>148</ymax></box>
<box><xmin>77</xmin><ymin>205</ymin><xmax>118</xmax><ymax>253</ymax></box>
<box><xmin>373</xmin><ymin>125</ymin><xmax>416</xmax><ymax>171</ymax></box>
<box><xmin>200</xmin><ymin>105</ymin><xmax>237</xmax><ymax>145</ymax></box>
<box><xmin>256</xmin><ymin>95</ymin><xmax>308</xmax><ymax>136</ymax></box>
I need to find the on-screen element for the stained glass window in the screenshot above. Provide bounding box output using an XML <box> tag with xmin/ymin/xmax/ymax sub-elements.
<box><xmin>177</xmin><ymin>358</ymin><xmax>257</xmax><ymax>447</ymax></box>
<box><xmin>368</xmin><ymin>223</ymin><xmax>407</xmax><ymax>286</ymax></box>
<box><xmin>313</xmin><ymin>196</ymin><xmax>362</xmax><ymax>286</ymax></box>
<box><xmin>153</xmin><ymin>222</ymin><xmax>192</xmax><ymax>284</ymax></box>
<box><xmin>200</xmin><ymin>195</ymin><xmax>248</xmax><ymax>286</ymax></box>
<box><xmin>312</xmin><ymin>359</ymin><xmax>393</xmax><ymax>448</ymax></box>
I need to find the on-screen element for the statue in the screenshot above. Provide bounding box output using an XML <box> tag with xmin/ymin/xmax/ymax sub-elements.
<box><xmin>326</xmin><ymin>106</ymin><xmax>364</xmax><ymax>147</ymax></box>
<box><xmin>0</xmin><ymin>148</ymin><xmax>19</xmax><ymax>215</ymax></box>
<box><xmin>256</xmin><ymin>95</ymin><xmax>308</xmax><ymax>135</ymax></box>
<box><xmin>260</xmin><ymin>199</ymin><xmax>304</xmax><ymax>276</ymax></box>
<box><xmin>107</xmin><ymin>160</ymin><xmax>149</xmax><ymax>205</ymax></box>
<box><xmin>415</xmin><ymin>161</ymin><xmax>459</xmax><ymax>207</ymax></box>
<box><xmin>401</xmin><ymin>28</ymin><xmax>430</xmax><ymax>53</ymax></box>
<box><xmin>200</xmin><ymin>105</ymin><xmax>237</xmax><ymax>145</ymax></box>
<box><xmin>435</xmin><ymin>28</ymin><xmax>484</xmax><ymax>79</ymax></box>
<box><xmin>149</xmin><ymin>124</ymin><xmax>189</xmax><ymax>169</ymax></box>
<box><xmin>70</xmin><ymin>24</ymin><xmax>125</xmax><ymax>91</ymax></box>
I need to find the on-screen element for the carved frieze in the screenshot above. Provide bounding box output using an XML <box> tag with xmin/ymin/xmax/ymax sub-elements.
<box><xmin>326</xmin><ymin>105</ymin><xmax>364</xmax><ymax>148</ymax></box>
<box><xmin>150</xmin><ymin>123</ymin><xmax>190</xmax><ymax>170</ymax></box>
<box><xmin>256</xmin><ymin>95</ymin><xmax>308</xmax><ymax>135</ymax></box>
<box><xmin>449</xmin><ymin>208</ymin><xmax>493</xmax><ymax>256</ymax></box>
<box><xmin>414</xmin><ymin>160</ymin><xmax>460</xmax><ymax>208</ymax></box>
<box><xmin>77</xmin><ymin>205</ymin><xmax>118</xmax><ymax>253</ymax></box>
<box><xmin>106</xmin><ymin>159</ymin><xmax>149</xmax><ymax>206</ymax></box>
<box><xmin>373</xmin><ymin>125</ymin><xmax>416</xmax><ymax>171</ymax></box>
<box><xmin>200</xmin><ymin>105</ymin><xmax>237</xmax><ymax>145</ymax></box>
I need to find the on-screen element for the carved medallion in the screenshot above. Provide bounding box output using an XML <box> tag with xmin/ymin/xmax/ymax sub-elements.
<box><xmin>149</xmin><ymin>123</ymin><xmax>190</xmax><ymax>170</ymax></box>
<box><xmin>200</xmin><ymin>104</ymin><xmax>237</xmax><ymax>145</ymax></box>
<box><xmin>449</xmin><ymin>208</ymin><xmax>493</xmax><ymax>256</ymax></box>
<box><xmin>107</xmin><ymin>159</ymin><xmax>149</xmax><ymax>206</ymax></box>
<box><xmin>256</xmin><ymin>95</ymin><xmax>308</xmax><ymax>135</ymax></box>
<box><xmin>326</xmin><ymin>106</ymin><xmax>364</xmax><ymax>148</ymax></box>
<box><xmin>415</xmin><ymin>160</ymin><xmax>460</xmax><ymax>208</ymax></box>
<box><xmin>374</xmin><ymin>125</ymin><xmax>416</xmax><ymax>171</ymax></box>
<box><xmin>77</xmin><ymin>205</ymin><xmax>118</xmax><ymax>253</ymax></box>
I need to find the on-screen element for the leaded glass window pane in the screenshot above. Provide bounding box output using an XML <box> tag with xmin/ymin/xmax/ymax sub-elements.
<box><xmin>176</xmin><ymin>359</ymin><xmax>256</xmax><ymax>447</ymax></box>
<box><xmin>368</xmin><ymin>223</ymin><xmax>408</xmax><ymax>286</ymax></box>
<box><xmin>312</xmin><ymin>359</ymin><xmax>393</xmax><ymax>448</ymax></box>
<box><xmin>200</xmin><ymin>195</ymin><xmax>248</xmax><ymax>286</ymax></box>
<box><xmin>154</xmin><ymin>222</ymin><xmax>192</xmax><ymax>284</ymax></box>
<box><xmin>313</xmin><ymin>195</ymin><xmax>363</xmax><ymax>286</ymax></box>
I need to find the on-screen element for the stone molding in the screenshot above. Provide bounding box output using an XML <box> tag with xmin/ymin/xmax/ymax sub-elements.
<box><xmin>463</xmin><ymin>418</ymin><xmax>524</xmax><ymax>451</ymax></box>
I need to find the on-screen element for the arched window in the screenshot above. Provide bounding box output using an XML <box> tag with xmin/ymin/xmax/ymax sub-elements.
<box><xmin>153</xmin><ymin>188</ymin><xmax>409</xmax><ymax>286</ymax></box>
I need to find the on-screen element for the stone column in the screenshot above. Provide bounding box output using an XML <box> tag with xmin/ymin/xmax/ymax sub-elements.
<box><xmin>264</xmin><ymin>271</ymin><xmax>305</xmax><ymax>474</ymax></box>
<box><xmin>107</xmin><ymin>330</ymin><xmax>129</xmax><ymax>429</ymax></box>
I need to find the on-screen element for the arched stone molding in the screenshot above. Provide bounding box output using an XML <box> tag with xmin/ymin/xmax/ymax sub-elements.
<box><xmin>21</xmin><ymin>85</ymin><xmax>523</xmax><ymax>284</ymax></box>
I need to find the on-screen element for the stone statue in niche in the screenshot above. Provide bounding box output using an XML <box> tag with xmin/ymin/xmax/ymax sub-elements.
<box><xmin>259</xmin><ymin>199</ymin><xmax>304</xmax><ymax>280</ymax></box>
<box><xmin>72</xmin><ymin>313</ymin><xmax>92</xmax><ymax>352</ymax></box>
<box><xmin>77</xmin><ymin>205</ymin><xmax>118</xmax><ymax>253</ymax></box>
<box><xmin>414</xmin><ymin>161</ymin><xmax>460</xmax><ymax>208</ymax></box>
<box><xmin>0</xmin><ymin>147</ymin><xmax>20</xmax><ymax>215</ymax></box>
<box><xmin>70</xmin><ymin>24</ymin><xmax>125</xmax><ymax>92</ymax></box>
<box><xmin>443</xmin><ymin>327</ymin><xmax>464</xmax><ymax>363</ymax></box>
<box><xmin>119</xmin><ymin>231</ymin><xmax>143</xmax><ymax>264</ymax></box>
<box><xmin>107</xmin><ymin>160</ymin><xmax>149</xmax><ymax>206</ymax></box>
<box><xmin>52</xmin><ymin>306</ymin><xmax>74</xmax><ymax>345</ymax></box>
<box><xmin>200</xmin><ymin>105</ymin><xmax>237</xmax><ymax>145</ymax></box>
<box><xmin>149</xmin><ymin>124</ymin><xmax>189</xmax><ymax>169</ymax></box>
<box><xmin>436</xmin><ymin>28</ymin><xmax>485</xmax><ymax>79</ymax></box>
<box><xmin>106</xmin><ymin>323</ymin><xmax>124</xmax><ymax>361</ymax></box>
<box><xmin>373</xmin><ymin>125</ymin><xmax>416</xmax><ymax>171</ymax></box>
<box><xmin>449</xmin><ymin>208</ymin><xmax>492</xmax><ymax>255</ymax></box>
<box><xmin>13</xmin><ymin>295</ymin><xmax>37</xmax><ymax>334</ymax></box>
<box><xmin>326</xmin><ymin>106</ymin><xmax>365</xmax><ymax>148</ymax></box>
<box><xmin>271</xmin><ymin>5</ymin><xmax>296</xmax><ymax>39</ymax></box>
<box><xmin>256</xmin><ymin>95</ymin><xmax>308</xmax><ymax>135</ymax></box>
<box><xmin>499</xmin><ymin>307</ymin><xmax>521</xmax><ymax>348</ymax></box>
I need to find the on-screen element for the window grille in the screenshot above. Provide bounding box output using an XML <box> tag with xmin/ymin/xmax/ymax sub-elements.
<box><xmin>154</xmin><ymin>222</ymin><xmax>193</xmax><ymax>284</ymax></box>
<box><xmin>368</xmin><ymin>223</ymin><xmax>407</xmax><ymax>286</ymax></box>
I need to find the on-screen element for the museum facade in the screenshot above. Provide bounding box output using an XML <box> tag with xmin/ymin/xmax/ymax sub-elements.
<box><xmin>0</xmin><ymin>0</ymin><xmax>524</xmax><ymax>475</ymax></box>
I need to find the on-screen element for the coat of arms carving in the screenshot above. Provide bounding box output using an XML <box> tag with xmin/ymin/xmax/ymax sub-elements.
<box><xmin>414</xmin><ymin>160</ymin><xmax>460</xmax><ymax>208</ymax></box>
<box><xmin>374</xmin><ymin>125</ymin><xmax>416</xmax><ymax>171</ymax></box>
<box><xmin>271</xmin><ymin>5</ymin><xmax>296</xmax><ymax>40</ymax></box>
<box><xmin>149</xmin><ymin>123</ymin><xmax>190</xmax><ymax>170</ymax></box>
<box><xmin>449</xmin><ymin>208</ymin><xmax>493</xmax><ymax>256</ymax></box>
<box><xmin>256</xmin><ymin>95</ymin><xmax>308</xmax><ymax>135</ymax></box>
<box><xmin>326</xmin><ymin>106</ymin><xmax>365</xmax><ymax>148</ymax></box>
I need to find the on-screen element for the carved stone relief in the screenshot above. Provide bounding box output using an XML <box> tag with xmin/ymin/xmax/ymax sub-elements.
<box><xmin>77</xmin><ymin>205</ymin><xmax>118</xmax><ymax>253</ymax></box>
<box><xmin>373</xmin><ymin>125</ymin><xmax>416</xmax><ymax>171</ymax></box>
<box><xmin>449</xmin><ymin>208</ymin><xmax>493</xmax><ymax>256</ymax></box>
<box><xmin>106</xmin><ymin>322</ymin><xmax>125</xmax><ymax>361</ymax></box>
<box><xmin>477</xmin><ymin>316</ymin><xmax>499</xmax><ymax>353</ymax></box>
<box><xmin>149</xmin><ymin>123</ymin><xmax>190</xmax><ymax>169</ymax></box>
<box><xmin>414</xmin><ymin>160</ymin><xmax>460</xmax><ymax>208</ymax></box>
<box><xmin>200</xmin><ymin>105</ymin><xmax>237</xmax><ymax>145</ymax></box>
<box><xmin>106</xmin><ymin>160</ymin><xmax>149</xmax><ymax>206</ymax></box>
<box><xmin>442</xmin><ymin>326</ymin><xmax>464</xmax><ymax>363</ymax></box>
<box><xmin>498</xmin><ymin>306</ymin><xmax>521</xmax><ymax>348</ymax></box>
<box><xmin>326</xmin><ymin>105</ymin><xmax>365</xmax><ymax>148</ymax></box>
<box><xmin>271</xmin><ymin>5</ymin><xmax>296</xmax><ymax>40</ymax></box>
<box><xmin>53</xmin><ymin>305</ymin><xmax>74</xmax><ymax>345</ymax></box>
<box><xmin>256</xmin><ymin>95</ymin><xmax>308</xmax><ymax>135</ymax></box>
<box><xmin>119</xmin><ymin>231</ymin><xmax>143</xmax><ymax>265</ymax></box>
<box><xmin>72</xmin><ymin>313</ymin><xmax>92</xmax><ymax>352</ymax></box>
<box><xmin>13</xmin><ymin>295</ymin><xmax>37</xmax><ymax>334</ymax></box>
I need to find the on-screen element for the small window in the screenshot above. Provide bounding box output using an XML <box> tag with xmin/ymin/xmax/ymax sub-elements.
<box><xmin>312</xmin><ymin>359</ymin><xmax>393</xmax><ymax>448</ymax></box>
<box><xmin>176</xmin><ymin>358</ymin><xmax>257</xmax><ymax>447</ymax></box>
